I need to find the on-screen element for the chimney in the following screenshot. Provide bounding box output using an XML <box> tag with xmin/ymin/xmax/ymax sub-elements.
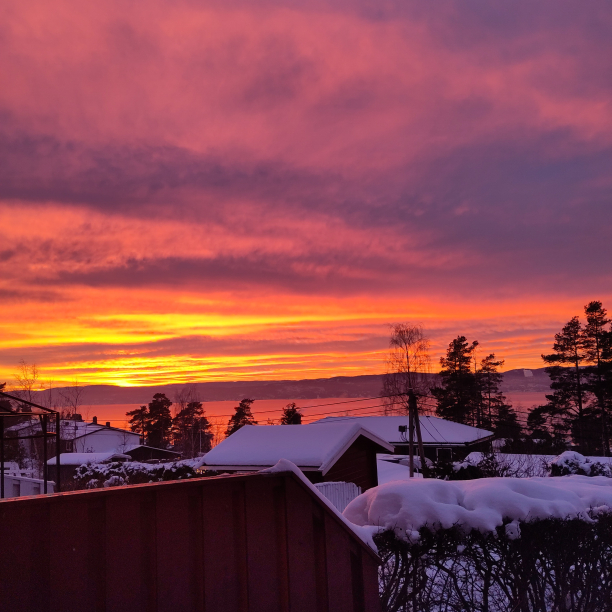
<box><xmin>92</xmin><ymin>416</ymin><xmax>97</xmax><ymax>425</ymax></box>
<box><xmin>106</xmin><ymin>422</ymin><xmax>111</xmax><ymax>427</ymax></box>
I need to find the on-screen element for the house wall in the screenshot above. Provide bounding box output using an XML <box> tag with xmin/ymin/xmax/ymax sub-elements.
<box><xmin>73</xmin><ymin>429</ymin><xmax>140</xmax><ymax>454</ymax></box>
<box><xmin>323</xmin><ymin>437</ymin><xmax>380</xmax><ymax>491</ymax></box>
<box><xmin>125</xmin><ymin>446</ymin><xmax>179</xmax><ymax>462</ymax></box>
<box><xmin>0</xmin><ymin>472</ymin><xmax>381</xmax><ymax>612</ymax></box>
<box><xmin>394</xmin><ymin>444</ymin><xmax>473</xmax><ymax>462</ymax></box>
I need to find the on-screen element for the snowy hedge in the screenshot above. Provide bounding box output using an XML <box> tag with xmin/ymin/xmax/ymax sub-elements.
<box><xmin>73</xmin><ymin>460</ymin><xmax>203</xmax><ymax>489</ymax></box>
<box><xmin>451</xmin><ymin>451</ymin><xmax>612</xmax><ymax>480</ymax></box>
<box><xmin>549</xmin><ymin>451</ymin><xmax>612</xmax><ymax>477</ymax></box>
<box><xmin>372</xmin><ymin>516</ymin><xmax>612</xmax><ymax>612</ymax></box>
<box><xmin>344</xmin><ymin>477</ymin><xmax>612</xmax><ymax>612</ymax></box>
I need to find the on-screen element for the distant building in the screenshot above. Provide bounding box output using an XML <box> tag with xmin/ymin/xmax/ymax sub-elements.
<box><xmin>8</xmin><ymin>415</ymin><xmax>141</xmax><ymax>455</ymax></box>
<box><xmin>199</xmin><ymin>422</ymin><xmax>393</xmax><ymax>491</ymax></box>
<box><xmin>0</xmin><ymin>474</ymin><xmax>54</xmax><ymax>499</ymax></box>
<box><xmin>312</xmin><ymin>415</ymin><xmax>494</xmax><ymax>461</ymax></box>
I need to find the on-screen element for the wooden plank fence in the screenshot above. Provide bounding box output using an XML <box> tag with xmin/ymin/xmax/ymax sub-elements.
<box><xmin>0</xmin><ymin>471</ymin><xmax>380</xmax><ymax>612</ymax></box>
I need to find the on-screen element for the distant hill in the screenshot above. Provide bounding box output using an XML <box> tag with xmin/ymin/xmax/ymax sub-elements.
<box><xmin>26</xmin><ymin>368</ymin><xmax>552</xmax><ymax>405</ymax></box>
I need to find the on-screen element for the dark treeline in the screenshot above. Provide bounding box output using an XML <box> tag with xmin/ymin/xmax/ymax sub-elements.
<box><xmin>431</xmin><ymin>300</ymin><xmax>612</xmax><ymax>456</ymax></box>
<box><xmin>127</xmin><ymin>393</ymin><xmax>304</xmax><ymax>453</ymax></box>
<box><xmin>127</xmin><ymin>389</ymin><xmax>213</xmax><ymax>457</ymax></box>
<box><xmin>125</xmin><ymin>300</ymin><xmax>611</xmax><ymax>457</ymax></box>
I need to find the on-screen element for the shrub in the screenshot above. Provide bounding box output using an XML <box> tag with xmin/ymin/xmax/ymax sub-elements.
<box><xmin>73</xmin><ymin>460</ymin><xmax>203</xmax><ymax>489</ymax></box>
<box><xmin>376</xmin><ymin>514</ymin><xmax>612</xmax><ymax>612</ymax></box>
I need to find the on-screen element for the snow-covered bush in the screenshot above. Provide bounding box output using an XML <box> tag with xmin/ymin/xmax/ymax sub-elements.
<box><xmin>447</xmin><ymin>451</ymin><xmax>612</xmax><ymax>480</ymax></box>
<box><xmin>549</xmin><ymin>451</ymin><xmax>612</xmax><ymax>477</ymax></box>
<box><xmin>451</xmin><ymin>452</ymin><xmax>551</xmax><ymax>479</ymax></box>
<box><xmin>73</xmin><ymin>459</ymin><xmax>203</xmax><ymax>489</ymax></box>
<box><xmin>374</xmin><ymin>516</ymin><xmax>612</xmax><ymax>612</ymax></box>
<box><xmin>345</xmin><ymin>477</ymin><xmax>612</xmax><ymax>611</ymax></box>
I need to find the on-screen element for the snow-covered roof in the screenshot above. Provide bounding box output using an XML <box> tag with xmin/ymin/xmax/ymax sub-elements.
<box><xmin>47</xmin><ymin>452</ymin><xmax>131</xmax><ymax>466</ymax></box>
<box><xmin>8</xmin><ymin>419</ymin><xmax>138</xmax><ymax>439</ymax></box>
<box><xmin>201</xmin><ymin>422</ymin><xmax>393</xmax><ymax>474</ymax></box>
<box><xmin>344</xmin><ymin>475</ymin><xmax>612</xmax><ymax>542</ymax></box>
<box><xmin>312</xmin><ymin>416</ymin><xmax>493</xmax><ymax>446</ymax></box>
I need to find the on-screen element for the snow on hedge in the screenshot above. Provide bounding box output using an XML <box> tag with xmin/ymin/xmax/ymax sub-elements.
<box><xmin>550</xmin><ymin>451</ymin><xmax>612</xmax><ymax>476</ymax></box>
<box><xmin>343</xmin><ymin>475</ymin><xmax>612</xmax><ymax>542</ymax></box>
<box><xmin>74</xmin><ymin>459</ymin><xmax>201</xmax><ymax>488</ymax></box>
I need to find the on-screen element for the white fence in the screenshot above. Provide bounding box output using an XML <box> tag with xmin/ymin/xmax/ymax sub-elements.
<box><xmin>1</xmin><ymin>475</ymin><xmax>54</xmax><ymax>499</ymax></box>
<box><xmin>314</xmin><ymin>481</ymin><xmax>361</xmax><ymax>513</ymax></box>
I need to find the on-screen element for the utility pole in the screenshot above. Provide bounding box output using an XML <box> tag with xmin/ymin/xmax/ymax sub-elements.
<box><xmin>408</xmin><ymin>403</ymin><xmax>414</xmax><ymax>478</ymax></box>
<box><xmin>409</xmin><ymin>390</ymin><xmax>428</xmax><ymax>478</ymax></box>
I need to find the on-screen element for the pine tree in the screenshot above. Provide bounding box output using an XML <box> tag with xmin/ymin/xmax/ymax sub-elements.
<box><xmin>432</xmin><ymin>336</ymin><xmax>480</xmax><ymax>424</ymax></box>
<box><xmin>526</xmin><ymin>405</ymin><xmax>568</xmax><ymax>453</ymax></box>
<box><xmin>477</xmin><ymin>354</ymin><xmax>520</xmax><ymax>441</ymax></box>
<box><xmin>280</xmin><ymin>402</ymin><xmax>302</xmax><ymax>424</ymax></box>
<box><xmin>225</xmin><ymin>398</ymin><xmax>257</xmax><ymax>436</ymax></box>
<box><xmin>541</xmin><ymin>317</ymin><xmax>591</xmax><ymax>452</ymax></box>
<box><xmin>172</xmin><ymin>401</ymin><xmax>212</xmax><ymax>457</ymax></box>
<box><xmin>146</xmin><ymin>393</ymin><xmax>173</xmax><ymax>449</ymax></box>
<box><xmin>127</xmin><ymin>405</ymin><xmax>148</xmax><ymax>443</ymax></box>
<box><xmin>583</xmin><ymin>301</ymin><xmax>611</xmax><ymax>455</ymax></box>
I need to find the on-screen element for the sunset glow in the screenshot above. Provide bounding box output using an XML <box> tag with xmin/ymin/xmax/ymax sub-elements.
<box><xmin>2</xmin><ymin>0</ymin><xmax>611</xmax><ymax>386</ymax></box>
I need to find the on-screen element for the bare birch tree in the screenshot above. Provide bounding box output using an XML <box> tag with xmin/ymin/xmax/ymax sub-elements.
<box><xmin>383</xmin><ymin>323</ymin><xmax>431</xmax><ymax>413</ymax></box>
<box><xmin>382</xmin><ymin>324</ymin><xmax>431</xmax><ymax>477</ymax></box>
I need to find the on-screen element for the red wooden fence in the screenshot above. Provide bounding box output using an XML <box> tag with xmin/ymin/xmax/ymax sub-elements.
<box><xmin>0</xmin><ymin>470</ymin><xmax>380</xmax><ymax>612</ymax></box>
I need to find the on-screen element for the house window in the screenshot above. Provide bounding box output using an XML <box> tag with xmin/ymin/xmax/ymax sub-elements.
<box><xmin>64</xmin><ymin>440</ymin><xmax>73</xmax><ymax>452</ymax></box>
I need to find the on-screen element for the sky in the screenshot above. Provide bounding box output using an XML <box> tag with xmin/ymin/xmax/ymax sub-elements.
<box><xmin>1</xmin><ymin>0</ymin><xmax>611</xmax><ymax>387</ymax></box>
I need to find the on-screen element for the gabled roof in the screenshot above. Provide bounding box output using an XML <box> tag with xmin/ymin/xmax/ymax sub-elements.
<box><xmin>201</xmin><ymin>422</ymin><xmax>393</xmax><ymax>475</ymax></box>
<box><xmin>7</xmin><ymin>419</ymin><xmax>139</xmax><ymax>440</ymax></box>
<box><xmin>47</xmin><ymin>452</ymin><xmax>131</xmax><ymax>466</ymax></box>
<box><xmin>312</xmin><ymin>416</ymin><xmax>493</xmax><ymax>446</ymax></box>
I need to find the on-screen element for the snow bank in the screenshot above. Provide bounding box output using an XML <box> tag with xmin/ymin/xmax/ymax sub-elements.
<box><xmin>343</xmin><ymin>476</ymin><xmax>612</xmax><ymax>542</ymax></box>
<box><xmin>261</xmin><ymin>459</ymin><xmax>379</xmax><ymax>552</ymax></box>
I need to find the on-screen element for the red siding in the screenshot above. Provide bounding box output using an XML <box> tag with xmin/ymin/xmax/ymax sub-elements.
<box><xmin>323</xmin><ymin>437</ymin><xmax>380</xmax><ymax>490</ymax></box>
<box><xmin>0</xmin><ymin>472</ymin><xmax>380</xmax><ymax>612</ymax></box>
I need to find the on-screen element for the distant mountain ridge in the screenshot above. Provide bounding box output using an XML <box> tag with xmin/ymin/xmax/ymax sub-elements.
<box><xmin>26</xmin><ymin>368</ymin><xmax>552</xmax><ymax>405</ymax></box>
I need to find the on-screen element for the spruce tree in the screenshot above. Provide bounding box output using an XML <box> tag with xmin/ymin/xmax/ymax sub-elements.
<box><xmin>146</xmin><ymin>393</ymin><xmax>173</xmax><ymax>449</ymax></box>
<box><xmin>280</xmin><ymin>402</ymin><xmax>302</xmax><ymax>424</ymax></box>
<box><xmin>583</xmin><ymin>301</ymin><xmax>611</xmax><ymax>455</ymax></box>
<box><xmin>477</xmin><ymin>354</ymin><xmax>520</xmax><ymax>440</ymax></box>
<box><xmin>225</xmin><ymin>398</ymin><xmax>257</xmax><ymax>436</ymax></box>
<box><xmin>127</xmin><ymin>405</ymin><xmax>149</xmax><ymax>443</ymax></box>
<box><xmin>172</xmin><ymin>401</ymin><xmax>212</xmax><ymax>457</ymax></box>
<box><xmin>541</xmin><ymin>317</ymin><xmax>590</xmax><ymax>452</ymax></box>
<box><xmin>432</xmin><ymin>336</ymin><xmax>480</xmax><ymax>424</ymax></box>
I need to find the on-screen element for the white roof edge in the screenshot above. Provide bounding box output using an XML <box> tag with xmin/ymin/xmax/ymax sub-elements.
<box><xmin>202</xmin><ymin>464</ymin><xmax>321</xmax><ymax>472</ymax></box>
<box><xmin>320</xmin><ymin>426</ymin><xmax>394</xmax><ymax>476</ymax></box>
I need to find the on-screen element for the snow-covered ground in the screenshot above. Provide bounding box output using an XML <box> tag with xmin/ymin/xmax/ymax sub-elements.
<box><xmin>344</xmin><ymin>475</ymin><xmax>612</xmax><ymax>542</ymax></box>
